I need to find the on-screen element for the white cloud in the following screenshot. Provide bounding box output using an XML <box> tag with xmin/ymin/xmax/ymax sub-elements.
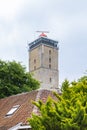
<box><xmin>0</xmin><ymin>0</ymin><xmax>24</xmax><ymax>20</ymax></box>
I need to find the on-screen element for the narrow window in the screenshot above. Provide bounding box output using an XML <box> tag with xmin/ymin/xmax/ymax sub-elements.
<box><xmin>49</xmin><ymin>64</ymin><xmax>51</xmax><ymax>69</ymax></box>
<box><xmin>49</xmin><ymin>58</ymin><xmax>51</xmax><ymax>63</ymax></box>
<box><xmin>49</xmin><ymin>50</ymin><xmax>51</xmax><ymax>55</ymax></box>
<box><xmin>50</xmin><ymin>78</ymin><xmax>52</xmax><ymax>83</ymax></box>
<box><xmin>34</xmin><ymin>59</ymin><xmax>36</xmax><ymax>64</ymax></box>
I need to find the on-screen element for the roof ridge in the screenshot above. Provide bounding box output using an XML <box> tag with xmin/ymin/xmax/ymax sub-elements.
<box><xmin>0</xmin><ymin>90</ymin><xmax>38</xmax><ymax>100</ymax></box>
<box><xmin>32</xmin><ymin>89</ymin><xmax>43</xmax><ymax>114</ymax></box>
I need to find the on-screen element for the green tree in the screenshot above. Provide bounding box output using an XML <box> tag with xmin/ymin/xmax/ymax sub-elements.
<box><xmin>0</xmin><ymin>60</ymin><xmax>40</xmax><ymax>98</ymax></box>
<box><xmin>29</xmin><ymin>77</ymin><xmax>87</xmax><ymax>130</ymax></box>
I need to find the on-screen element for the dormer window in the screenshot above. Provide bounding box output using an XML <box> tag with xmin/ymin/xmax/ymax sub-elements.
<box><xmin>6</xmin><ymin>105</ymin><xmax>20</xmax><ymax>117</ymax></box>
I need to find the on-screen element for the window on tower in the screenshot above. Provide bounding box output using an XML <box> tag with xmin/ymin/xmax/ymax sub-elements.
<box><xmin>49</xmin><ymin>50</ymin><xmax>51</xmax><ymax>55</ymax></box>
<box><xmin>49</xmin><ymin>64</ymin><xmax>51</xmax><ymax>69</ymax></box>
<box><xmin>34</xmin><ymin>59</ymin><xmax>36</xmax><ymax>64</ymax></box>
<box><xmin>49</xmin><ymin>58</ymin><xmax>51</xmax><ymax>63</ymax></box>
<box><xmin>50</xmin><ymin>78</ymin><xmax>52</xmax><ymax>83</ymax></box>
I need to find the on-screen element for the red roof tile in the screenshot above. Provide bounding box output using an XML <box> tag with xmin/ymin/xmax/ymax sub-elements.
<box><xmin>0</xmin><ymin>89</ymin><xmax>58</xmax><ymax>129</ymax></box>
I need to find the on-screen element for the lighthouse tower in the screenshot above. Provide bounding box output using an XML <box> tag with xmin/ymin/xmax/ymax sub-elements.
<box><xmin>28</xmin><ymin>33</ymin><xmax>59</xmax><ymax>90</ymax></box>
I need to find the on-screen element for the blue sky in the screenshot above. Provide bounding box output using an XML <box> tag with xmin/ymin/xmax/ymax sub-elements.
<box><xmin>0</xmin><ymin>0</ymin><xmax>87</xmax><ymax>85</ymax></box>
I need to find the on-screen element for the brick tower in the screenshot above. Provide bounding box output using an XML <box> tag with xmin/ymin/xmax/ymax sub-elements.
<box><xmin>28</xmin><ymin>33</ymin><xmax>59</xmax><ymax>90</ymax></box>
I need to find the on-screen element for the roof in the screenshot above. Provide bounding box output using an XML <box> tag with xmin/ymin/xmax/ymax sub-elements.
<box><xmin>0</xmin><ymin>89</ymin><xmax>58</xmax><ymax>129</ymax></box>
<box><xmin>29</xmin><ymin>36</ymin><xmax>58</xmax><ymax>50</ymax></box>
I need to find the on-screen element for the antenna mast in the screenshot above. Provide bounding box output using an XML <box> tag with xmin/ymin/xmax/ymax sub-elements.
<box><xmin>36</xmin><ymin>31</ymin><xmax>49</xmax><ymax>37</ymax></box>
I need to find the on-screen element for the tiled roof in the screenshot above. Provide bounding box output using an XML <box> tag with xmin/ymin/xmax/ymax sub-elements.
<box><xmin>0</xmin><ymin>89</ymin><xmax>57</xmax><ymax>129</ymax></box>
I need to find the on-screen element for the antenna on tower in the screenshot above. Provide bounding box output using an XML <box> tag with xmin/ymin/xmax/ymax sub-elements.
<box><xmin>36</xmin><ymin>31</ymin><xmax>49</xmax><ymax>37</ymax></box>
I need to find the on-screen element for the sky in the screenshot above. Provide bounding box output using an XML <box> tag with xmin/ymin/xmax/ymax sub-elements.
<box><xmin>0</xmin><ymin>0</ymin><xmax>87</xmax><ymax>85</ymax></box>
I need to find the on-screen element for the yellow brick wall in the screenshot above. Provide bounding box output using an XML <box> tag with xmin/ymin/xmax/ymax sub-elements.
<box><xmin>29</xmin><ymin>44</ymin><xmax>59</xmax><ymax>89</ymax></box>
<box><xmin>42</xmin><ymin>45</ymin><xmax>58</xmax><ymax>70</ymax></box>
<box><xmin>29</xmin><ymin>45</ymin><xmax>41</xmax><ymax>71</ymax></box>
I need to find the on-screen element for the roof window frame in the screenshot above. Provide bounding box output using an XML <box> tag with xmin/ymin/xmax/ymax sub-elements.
<box><xmin>6</xmin><ymin>105</ymin><xmax>20</xmax><ymax>117</ymax></box>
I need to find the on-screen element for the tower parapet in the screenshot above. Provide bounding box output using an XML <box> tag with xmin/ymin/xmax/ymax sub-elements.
<box><xmin>29</xmin><ymin>35</ymin><xmax>58</xmax><ymax>50</ymax></box>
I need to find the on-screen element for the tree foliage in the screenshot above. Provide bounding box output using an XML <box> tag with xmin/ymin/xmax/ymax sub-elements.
<box><xmin>0</xmin><ymin>60</ymin><xmax>40</xmax><ymax>98</ymax></box>
<box><xmin>29</xmin><ymin>77</ymin><xmax>87</xmax><ymax>130</ymax></box>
